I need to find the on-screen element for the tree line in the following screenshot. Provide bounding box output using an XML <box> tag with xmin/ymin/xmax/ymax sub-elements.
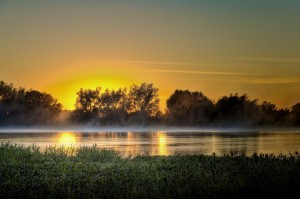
<box><xmin>71</xmin><ymin>83</ymin><xmax>161</xmax><ymax>125</ymax></box>
<box><xmin>0</xmin><ymin>80</ymin><xmax>62</xmax><ymax>125</ymax></box>
<box><xmin>1</xmin><ymin>80</ymin><xmax>300</xmax><ymax>126</ymax></box>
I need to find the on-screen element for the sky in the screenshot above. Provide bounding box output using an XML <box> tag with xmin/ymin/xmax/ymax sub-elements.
<box><xmin>1</xmin><ymin>0</ymin><xmax>300</xmax><ymax>110</ymax></box>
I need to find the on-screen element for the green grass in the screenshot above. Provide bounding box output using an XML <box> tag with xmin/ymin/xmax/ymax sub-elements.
<box><xmin>0</xmin><ymin>143</ymin><xmax>300</xmax><ymax>198</ymax></box>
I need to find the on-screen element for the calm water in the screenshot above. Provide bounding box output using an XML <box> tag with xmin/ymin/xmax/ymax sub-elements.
<box><xmin>1</xmin><ymin>129</ymin><xmax>300</xmax><ymax>156</ymax></box>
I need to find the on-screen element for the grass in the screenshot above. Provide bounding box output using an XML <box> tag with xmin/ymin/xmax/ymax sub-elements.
<box><xmin>0</xmin><ymin>143</ymin><xmax>300</xmax><ymax>198</ymax></box>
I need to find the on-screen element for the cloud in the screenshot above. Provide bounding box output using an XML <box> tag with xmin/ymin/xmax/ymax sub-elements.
<box><xmin>231</xmin><ymin>57</ymin><xmax>300</xmax><ymax>63</ymax></box>
<box><xmin>118</xmin><ymin>60</ymin><xmax>257</xmax><ymax>76</ymax></box>
<box><xmin>147</xmin><ymin>69</ymin><xmax>257</xmax><ymax>76</ymax></box>
<box><xmin>123</xmin><ymin>60</ymin><xmax>200</xmax><ymax>66</ymax></box>
<box><xmin>250</xmin><ymin>77</ymin><xmax>300</xmax><ymax>85</ymax></box>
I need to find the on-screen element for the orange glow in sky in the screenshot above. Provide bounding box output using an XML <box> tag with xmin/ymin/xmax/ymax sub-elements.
<box><xmin>1</xmin><ymin>1</ymin><xmax>300</xmax><ymax>110</ymax></box>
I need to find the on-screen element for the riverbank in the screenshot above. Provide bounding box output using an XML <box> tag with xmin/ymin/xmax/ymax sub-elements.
<box><xmin>0</xmin><ymin>144</ymin><xmax>300</xmax><ymax>198</ymax></box>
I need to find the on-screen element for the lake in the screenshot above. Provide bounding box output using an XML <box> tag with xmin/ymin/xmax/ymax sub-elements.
<box><xmin>1</xmin><ymin>128</ymin><xmax>300</xmax><ymax>156</ymax></box>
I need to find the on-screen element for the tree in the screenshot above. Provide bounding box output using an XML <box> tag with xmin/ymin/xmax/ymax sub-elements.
<box><xmin>166</xmin><ymin>90</ymin><xmax>214</xmax><ymax>125</ymax></box>
<box><xmin>71</xmin><ymin>87</ymin><xmax>131</xmax><ymax>125</ymax></box>
<box><xmin>274</xmin><ymin>108</ymin><xmax>290</xmax><ymax>126</ymax></box>
<box><xmin>258</xmin><ymin>101</ymin><xmax>290</xmax><ymax>126</ymax></box>
<box><xmin>99</xmin><ymin>88</ymin><xmax>129</xmax><ymax>124</ymax></box>
<box><xmin>0</xmin><ymin>80</ymin><xmax>62</xmax><ymax>125</ymax></box>
<box><xmin>291</xmin><ymin>103</ymin><xmax>300</xmax><ymax>126</ymax></box>
<box><xmin>71</xmin><ymin>87</ymin><xmax>101</xmax><ymax>123</ymax></box>
<box><xmin>215</xmin><ymin>94</ymin><xmax>259</xmax><ymax>126</ymax></box>
<box><xmin>71</xmin><ymin>83</ymin><xmax>161</xmax><ymax>125</ymax></box>
<box><xmin>100</xmin><ymin>88</ymin><xmax>129</xmax><ymax>110</ymax></box>
<box><xmin>0</xmin><ymin>81</ymin><xmax>17</xmax><ymax>105</ymax></box>
<box><xmin>22</xmin><ymin>90</ymin><xmax>62</xmax><ymax>124</ymax></box>
<box><xmin>258</xmin><ymin>101</ymin><xmax>278</xmax><ymax>125</ymax></box>
<box><xmin>0</xmin><ymin>81</ymin><xmax>17</xmax><ymax>124</ymax></box>
<box><xmin>128</xmin><ymin>83</ymin><xmax>160</xmax><ymax>118</ymax></box>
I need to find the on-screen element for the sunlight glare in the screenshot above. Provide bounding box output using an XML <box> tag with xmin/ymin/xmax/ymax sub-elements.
<box><xmin>57</xmin><ymin>132</ymin><xmax>78</xmax><ymax>147</ymax></box>
<box><xmin>157</xmin><ymin>131</ymin><xmax>168</xmax><ymax>156</ymax></box>
<box><xmin>48</xmin><ymin>75</ymin><xmax>132</xmax><ymax>110</ymax></box>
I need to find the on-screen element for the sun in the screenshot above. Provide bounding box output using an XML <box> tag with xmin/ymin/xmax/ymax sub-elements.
<box><xmin>45</xmin><ymin>73</ymin><xmax>133</xmax><ymax>110</ymax></box>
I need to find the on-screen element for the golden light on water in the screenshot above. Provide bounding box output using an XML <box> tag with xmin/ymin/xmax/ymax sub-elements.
<box><xmin>57</xmin><ymin>132</ymin><xmax>78</xmax><ymax>147</ymax></box>
<box><xmin>126</xmin><ymin>132</ymin><xmax>139</xmax><ymax>156</ymax></box>
<box><xmin>157</xmin><ymin>131</ymin><xmax>168</xmax><ymax>156</ymax></box>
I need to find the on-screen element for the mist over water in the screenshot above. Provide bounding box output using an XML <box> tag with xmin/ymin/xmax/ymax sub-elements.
<box><xmin>1</xmin><ymin>127</ymin><xmax>300</xmax><ymax>156</ymax></box>
<box><xmin>0</xmin><ymin>126</ymin><xmax>264</xmax><ymax>133</ymax></box>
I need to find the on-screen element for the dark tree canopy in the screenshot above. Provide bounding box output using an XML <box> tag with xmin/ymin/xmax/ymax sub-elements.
<box><xmin>0</xmin><ymin>80</ymin><xmax>62</xmax><ymax>125</ymax></box>
<box><xmin>166</xmin><ymin>90</ymin><xmax>214</xmax><ymax>125</ymax></box>
<box><xmin>71</xmin><ymin>83</ymin><xmax>160</xmax><ymax>125</ymax></box>
<box><xmin>215</xmin><ymin>94</ymin><xmax>260</xmax><ymax>126</ymax></box>
<box><xmin>71</xmin><ymin>88</ymin><xmax>101</xmax><ymax>123</ymax></box>
<box><xmin>99</xmin><ymin>88</ymin><xmax>130</xmax><ymax>124</ymax></box>
<box><xmin>128</xmin><ymin>83</ymin><xmax>160</xmax><ymax>117</ymax></box>
<box><xmin>258</xmin><ymin>101</ymin><xmax>290</xmax><ymax>126</ymax></box>
<box><xmin>292</xmin><ymin>103</ymin><xmax>300</xmax><ymax>126</ymax></box>
<box><xmin>1</xmin><ymin>79</ymin><xmax>300</xmax><ymax>127</ymax></box>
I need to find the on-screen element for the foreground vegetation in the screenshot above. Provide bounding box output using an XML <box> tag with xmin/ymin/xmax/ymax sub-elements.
<box><xmin>1</xmin><ymin>144</ymin><xmax>300</xmax><ymax>198</ymax></box>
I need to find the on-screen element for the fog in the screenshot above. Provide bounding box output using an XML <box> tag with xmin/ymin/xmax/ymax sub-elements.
<box><xmin>1</xmin><ymin>126</ymin><xmax>300</xmax><ymax>157</ymax></box>
<box><xmin>1</xmin><ymin>126</ymin><xmax>300</xmax><ymax>134</ymax></box>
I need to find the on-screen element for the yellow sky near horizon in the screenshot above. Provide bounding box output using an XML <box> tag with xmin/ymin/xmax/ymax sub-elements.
<box><xmin>3</xmin><ymin>57</ymin><xmax>299</xmax><ymax>111</ymax></box>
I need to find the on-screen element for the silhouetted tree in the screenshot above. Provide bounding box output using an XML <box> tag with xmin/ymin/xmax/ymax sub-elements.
<box><xmin>0</xmin><ymin>80</ymin><xmax>62</xmax><ymax>125</ymax></box>
<box><xmin>166</xmin><ymin>90</ymin><xmax>214</xmax><ymax>125</ymax></box>
<box><xmin>291</xmin><ymin>103</ymin><xmax>300</xmax><ymax>126</ymax></box>
<box><xmin>0</xmin><ymin>81</ymin><xmax>17</xmax><ymax>124</ymax></box>
<box><xmin>22</xmin><ymin>90</ymin><xmax>62</xmax><ymax>124</ymax></box>
<box><xmin>71</xmin><ymin>83</ymin><xmax>161</xmax><ymax>125</ymax></box>
<box><xmin>275</xmin><ymin>108</ymin><xmax>291</xmax><ymax>126</ymax></box>
<box><xmin>2</xmin><ymin>79</ymin><xmax>300</xmax><ymax>127</ymax></box>
<box><xmin>128</xmin><ymin>83</ymin><xmax>160</xmax><ymax>124</ymax></box>
<box><xmin>99</xmin><ymin>88</ymin><xmax>129</xmax><ymax>125</ymax></box>
<box><xmin>71</xmin><ymin>88</ymin><xmax>101</xmax><ymax>124</ymax></box>
<box><xmin>257</xmin><ymin>101</ymin><xmax>291</xmax><ymax>126</ymax></box>
<box><xmin>258</xmin><ymin>101</ymin><xmax>278</xmax><ymax>125</ymax></box>
<box><xmin>215</xmin><ymin>94</ymin><xmax>259</xmax><ymax>126</ymax></box>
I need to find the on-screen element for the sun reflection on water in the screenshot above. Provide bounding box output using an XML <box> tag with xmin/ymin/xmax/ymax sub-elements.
<box><xmin>157</xmin><ymin>131</ymin><xmax>168</xmax><ymax>156</ymax></box>
<box><xmin>56</xmin><ymin>132</ymin><xmax>78</xmax><ymax>147</ymax></box>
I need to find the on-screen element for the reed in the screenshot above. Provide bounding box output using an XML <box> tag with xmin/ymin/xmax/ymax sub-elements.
<box><xmin>0</xmin><ymin>143</ymin><xmax>299</xmax><ymax>198</ymax></box>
